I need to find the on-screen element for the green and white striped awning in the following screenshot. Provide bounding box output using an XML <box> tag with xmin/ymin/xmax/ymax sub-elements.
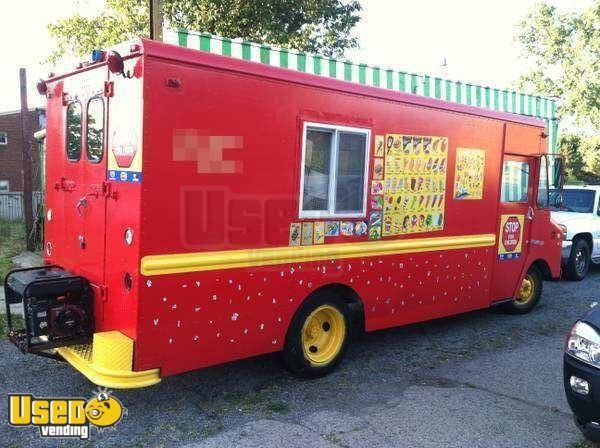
<box><xmin>164</xmin><ymin>29</ymin><xmax>559</xmax><ymax>151</ymax></box>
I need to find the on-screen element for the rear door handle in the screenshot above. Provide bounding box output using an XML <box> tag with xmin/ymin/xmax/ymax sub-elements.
<box><xmin>527</xmin><ymin>206</ymin><xmax>535</xmax><ymax>220</ymax></box>
<box><xmin>76</xmin><ymin>197</ymin><xmax>87</xmax><ymax>215</ymax></box>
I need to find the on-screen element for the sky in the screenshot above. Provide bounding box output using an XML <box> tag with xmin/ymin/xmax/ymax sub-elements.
<box><xmin>0</xmin><ymin>0</ymin><xmax>593</xmax><ymax>112</ymax></box>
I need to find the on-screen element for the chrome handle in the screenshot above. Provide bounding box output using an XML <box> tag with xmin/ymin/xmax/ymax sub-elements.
<box><xmin>76</xmin><ymin>197</ymin><xmax>87</xmax><ymax>216</ymax></box>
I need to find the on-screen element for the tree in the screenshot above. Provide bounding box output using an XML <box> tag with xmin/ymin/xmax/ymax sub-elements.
<box><xmin>516</xmin><ymin>1</ymin><xmax>600</xmax><ymax>133</ymax></box>
<box><xmin>558</xmin><ymin>134</ymin><xmax>600</xmax><ymax>184</ymax></box>
<box><xmin>48</xmin><ymin>0</ymin><xmax>361</xmax><ymax>63</ymax></box>
<box><xmin>558</xmin><ymin>134</ymin><xmax>585</xmax><ymax>181</ymax></box>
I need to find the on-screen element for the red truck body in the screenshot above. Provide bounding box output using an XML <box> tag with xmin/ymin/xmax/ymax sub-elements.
<box><xmin>30</xmin><ymin>38</ymin><xmax>562</xmax><ymax>386</ymax></box>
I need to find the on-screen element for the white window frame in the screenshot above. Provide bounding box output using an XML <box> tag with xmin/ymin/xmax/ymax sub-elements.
<box><xmin>0</xmin><ymin>132</ymin><xmax>7</xmax><ymax>145</ymax></box>
<box><xmin>299</xmin><ymin>121</ymin><xmax>371</xmax><ymax>219</ymax></box>
<box><xmin>0</xmin><ymin>180</ymin><xmax>9</xmax><ymax>192</ymax></box>
<box><xmin>501</xmin><ymin>160</ymin><xmax>530</xmax><ymax>203</ymax></box>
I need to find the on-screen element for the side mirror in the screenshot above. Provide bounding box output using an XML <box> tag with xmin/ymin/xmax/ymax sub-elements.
<box><xmin>552</xmin><ymin>156</ymin><xmax>565</xmax><ymax>189</ymax></box>
<box><xmin>555</xmin><ymin>193</ymin><xmax>563</xmax><ymax>209</ymax></box>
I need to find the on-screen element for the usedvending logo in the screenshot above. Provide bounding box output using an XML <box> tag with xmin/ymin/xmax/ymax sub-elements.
<box><xmin>8</xmin><ymin>388</ymin><xmax>126</xmax><ymax>440</ymax></box>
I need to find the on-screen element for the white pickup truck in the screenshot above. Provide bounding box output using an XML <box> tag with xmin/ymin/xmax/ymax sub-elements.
<box><xmin>551</xmin><ymin>185</ymin><xmax>600</xmax><ymax>280</ymax></box>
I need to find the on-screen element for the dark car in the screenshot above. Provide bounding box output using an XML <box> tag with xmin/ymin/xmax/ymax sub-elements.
<box><xmin>564</xmin><ymin>305</ymin><xmax>600</xmax><ymax>442</ymax></box>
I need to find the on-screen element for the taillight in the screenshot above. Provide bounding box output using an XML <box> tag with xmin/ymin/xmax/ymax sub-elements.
<box><xmin>36</xmin><ymin>80</ymin><xmax>47</xmax><ymax>96</ymax></box>
<box><xmin>107</xmin><ymin>51</ymin><xmax>125</xmax><ymax>75</ymax></box>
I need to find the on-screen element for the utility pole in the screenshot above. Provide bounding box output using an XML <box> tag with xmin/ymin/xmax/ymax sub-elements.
<box><xmin>19</xmin><ymin>68</ymin><xmax>34</xmax><ymax>251</ymax></box>
<box><xmin>150</xmin><ymin>0</ymin><xmax>164</xmax><ymax>41</ymax></box>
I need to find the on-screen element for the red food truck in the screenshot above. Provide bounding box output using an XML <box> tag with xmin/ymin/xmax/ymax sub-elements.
<box><xmin>4</xmin><ymin>38</ymin><xmax>564</xmax><ymax>388</ymax></box>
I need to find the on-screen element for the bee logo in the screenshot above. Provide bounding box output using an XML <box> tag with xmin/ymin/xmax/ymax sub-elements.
<box><xmin>85</xmin><ymin>388</ymin><xmax>126</xmax><ymax>431</ymax></box>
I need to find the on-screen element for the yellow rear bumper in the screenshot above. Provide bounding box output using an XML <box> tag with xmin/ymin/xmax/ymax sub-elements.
<box><xmin>56</xmin><ymin>331</ymin><xmax>160</xmax><ymax>389</ymax></box>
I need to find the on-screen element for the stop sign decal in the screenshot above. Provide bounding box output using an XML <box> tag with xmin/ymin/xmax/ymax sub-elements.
<box><xmin>502</xmin><ymin>216</ymin><xmax>521</xmax><ymax>252</ymax></box>
<box><xmin>498</xmin><ymin>214</ymin><xmax>524</xmax><ymax>260</ymax></box>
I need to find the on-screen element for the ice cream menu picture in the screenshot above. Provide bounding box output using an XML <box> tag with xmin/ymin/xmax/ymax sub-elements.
<box><xmin>454</xmin><ymin>148</ymin><xmax>485</xmax><ymax>200</ymax></box>
<box><xmin>381</xmin><ymin>134</ymin><xmax>449</xmax><ymax>236</ymax></box>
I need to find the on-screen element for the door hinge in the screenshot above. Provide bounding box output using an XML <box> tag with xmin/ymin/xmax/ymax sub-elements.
<box><xmin>102</xmin><ymin>181</ymin><xmax>118</xmax><ymax>200</ymax></box>
<box><xmin>527</xmin><ymin>206</ymin><xmax>535</xmax><ymax>220</ymax></box>
<box><xmin>103</xmin><ymin>81</ymin><xmax>114</xmax><ymax>98</ymax></box>
<box><xmin>99</xmin><ymin>285</ymin><xmax>108</xmax><ymax>302</ymax></box>
<box><xmin>91</xmin><ymin>283</ymin><xmax>108</xmax><ymax>303</ymax></box>
<box><xmin>55</xmin><ymin>177</ymin><xmax>76</xmax><ymax>192</ymax></box>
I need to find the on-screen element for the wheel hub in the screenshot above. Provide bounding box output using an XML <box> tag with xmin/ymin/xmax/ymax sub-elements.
<box><xmin>301</xmin><ymin>305</ymin><xmax>345</xmax><ymax>365</ymax></box>
<box><xmin>517</xmin><ymin>275</ymin><xmax>534</xmax><ymax>303</ymax></box>
<box><xmin>575</xmin><ymin>250</ymin><xmax>587</xmax><ymax>274</ymax></box>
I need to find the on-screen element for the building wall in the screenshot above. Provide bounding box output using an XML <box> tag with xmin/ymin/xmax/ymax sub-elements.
<box><xmin>0</xmin><ymin>109</ymin><xmax>45</xmax><ymax>192</ymax></box>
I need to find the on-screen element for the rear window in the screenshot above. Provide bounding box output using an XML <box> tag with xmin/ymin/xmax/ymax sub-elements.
<box><xmin>86</xmin><ymin>97</ymin><xmax>105</xmax><ymax>163</ymax></box>
<box><xmin>550</xmin><ymin>188</ymin><xmax>596</xmax><ymax>213</ymax></box>
<box><xmin>66</xmin><ymin>101</ymin><xmax>82</xmax><ymax>161</ymax></box>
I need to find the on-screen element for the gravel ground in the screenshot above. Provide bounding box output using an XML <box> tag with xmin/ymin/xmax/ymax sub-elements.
<box><xmin>2</xmin><ymin>266</ymin><xmax>599</xmax><ymax>448</ymax></box>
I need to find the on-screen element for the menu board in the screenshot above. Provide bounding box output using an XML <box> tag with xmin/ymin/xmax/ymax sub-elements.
<box><xmin>454</xmin><ymin>148</ymin><xmax>485</xmax><ymax>200</ymax></box>
<box><xmin>380</xmin><ymin>134</ymin><xmax>448</xmax><ymax>236</ymax></box>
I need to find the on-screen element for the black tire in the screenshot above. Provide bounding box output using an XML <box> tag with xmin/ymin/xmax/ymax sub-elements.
<box><xmin>574</xmin><ymin>416</ymin><xmax>600</xmax><ymax>444</ymax></box>
<box><xmin>282</xmin><ymin>292</ymin><xmax>351</xmax><ymax>378</ymax></box>
<box><xmin>502</xmin><ymin>265</ymin><xmax>543</xmax><ymax>314</ymax></box>
<box><xmin>565</xmin><ymin>239</ymin><xmax>591</xmax><ymax>281</ymax></box>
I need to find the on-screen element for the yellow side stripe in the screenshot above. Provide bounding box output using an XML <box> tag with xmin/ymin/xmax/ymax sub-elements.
<box><xmin>141</xmin><ymin>233</ymin><xmax>496</xmax><ymax>276</ymax></box>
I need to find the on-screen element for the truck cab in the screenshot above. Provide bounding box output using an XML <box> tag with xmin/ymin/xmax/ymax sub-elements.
<box><xmin>551</xmin><ymin>185</ymin><xmax>600</xmax><ymax>280</ymax></box>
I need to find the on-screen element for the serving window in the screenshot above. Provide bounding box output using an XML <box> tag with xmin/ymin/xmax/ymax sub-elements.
<box><xmin>299</xmin><ymin>122</ymin><xmax>370</xmax><ymax>218</ymax></box>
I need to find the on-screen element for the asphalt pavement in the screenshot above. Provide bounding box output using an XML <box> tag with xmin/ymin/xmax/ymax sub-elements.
<box><xmin>2</xmin><ymin>266</ymin><xmax>599</xmax><ymax>447</ymax></box>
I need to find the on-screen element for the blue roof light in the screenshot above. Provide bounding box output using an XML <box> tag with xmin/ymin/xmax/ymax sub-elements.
<box><xmin>91</xmin><ymin>50</ymin><xmax>105</xmax><ymax>63</ymax></box>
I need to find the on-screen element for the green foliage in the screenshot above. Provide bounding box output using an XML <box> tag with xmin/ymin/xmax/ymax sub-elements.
<box><xmin>559</xmin><ymin>134</ymin><xmax>585</xmax><ymax>179</ymax></box>
<box><xmin>0</xmin><ymin>313</ymin><xmax>24</xmax><ymax>341</ymax></box>
<box><xmin>558</xmin><ymin>133</ymin><xmax>600</xmax><ymax>183</ymax></box>
<box><xmin>516</xmin><ymin>1</ymin><xmax>600</xmax><ymax>132</ymax></box>
<box><xmin>0</xmin><ymin>220</ymin><xmax>26</xmax><ymax>282</ymax></box>
<box><xmin>48</xmin><ymin>0</ymin><xmax>149</xmax><ymax>64</ymax></box>
<box><xmin>48</xmin><ymin>0</ymin><xmax>361</xmax><ymax>63</ymax></box>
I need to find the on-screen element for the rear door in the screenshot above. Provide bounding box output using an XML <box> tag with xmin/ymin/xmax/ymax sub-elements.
<box><xmin>60</xmin><ymin>67</ymin><xmax>108</xmax><ymax>291</ymax></box>
<box><xmin>492</xmin><ymin>155</ymin><xmax>535</xmax><ymax>300</ymax></box>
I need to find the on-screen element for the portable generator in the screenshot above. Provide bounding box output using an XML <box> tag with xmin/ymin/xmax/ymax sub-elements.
<box><xmin>4</xmin><ymin>266</ymin><xmax>93</xmax><ymax>354</ymax></box>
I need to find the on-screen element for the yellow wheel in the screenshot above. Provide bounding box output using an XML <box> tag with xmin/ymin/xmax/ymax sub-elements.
<box><xmin>301</xmin><ymin>305</ymin><xmax>346</xmax><ymax>366</ymax></box>
<box><xmin>503</xmin><ymin>265</ymin><xmax>543</xmax><ymax>314</ymax></box>
<box><xmin>283</xmin><ymin>294</ymin><xmax>352</xmax><ymax>377</ymax></box>
<box><xmin>516</xmin><ymin>274</ymin><xmax>535</xmax><ymax>304</ymax></box>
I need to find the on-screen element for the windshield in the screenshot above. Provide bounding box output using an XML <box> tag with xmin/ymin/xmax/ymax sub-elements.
<box><xmin>550</xmin><ymin>189</ymin><xmax>596</xmax><ymax>213</ymax></box>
